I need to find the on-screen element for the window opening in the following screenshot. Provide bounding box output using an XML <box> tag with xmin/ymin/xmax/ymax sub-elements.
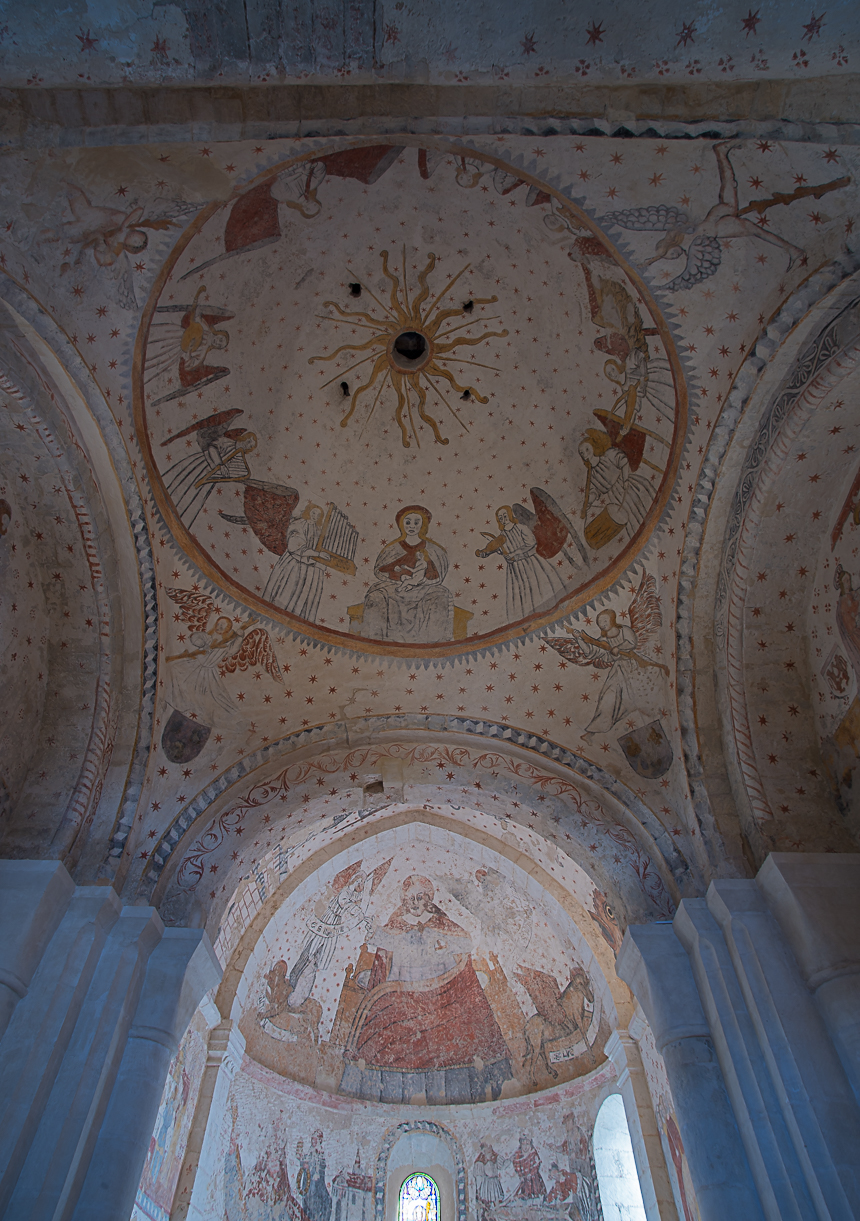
<box><xmin>593</xmin><ymin>1094</ymin><xmax>647</xmax><ymax>1221</ymax></box>
<box><xmin>398</xmin><ymin>1173</ymin><xmax>439</xmax><ymax>1221</ymax></box>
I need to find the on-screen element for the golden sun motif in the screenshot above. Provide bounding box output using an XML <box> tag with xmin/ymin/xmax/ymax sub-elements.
<box><xmin>309</xmin><ymin>247</ymin><xmax>508</xmax><ymax>448</ymax></box>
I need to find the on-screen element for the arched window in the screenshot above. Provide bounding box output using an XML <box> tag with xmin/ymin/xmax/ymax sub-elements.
<box><xmin>398</xmin><ymin>1173</ymin><xmax>440</xmax><ymax>1221</ymax></box>
<box><xmin>593</xmin><ymin>1094</ymin><xmax>647</xmax><ymax>1221</ymax></box>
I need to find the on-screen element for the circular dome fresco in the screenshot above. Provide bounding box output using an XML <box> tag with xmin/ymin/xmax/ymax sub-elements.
<box><xmin>135</xmin><ymin>141</ymin><xmax>686</xmax><ymax>657</ymax></box>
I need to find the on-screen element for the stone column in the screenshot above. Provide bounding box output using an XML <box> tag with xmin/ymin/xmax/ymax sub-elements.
<box><xmin>4</xmin><ymin>902</ymin><xmax>165</xmax><ymax>1220</ymax></box>
<box><xmin>605</xmin><ymin>1028</ymin><xmax>678</xmax><ymax>1221</ymax></box>
<box><xmin>756</xmin><ymin>853</ymin><xmax>860</xmax><ymax>1103</ymax></box>
<box><xmin>172</xmin><ymin>1014</ymin><xmax>246</xmax><ymax>1220</ymax></box>
<box><xmin>71</xmin><ymin>926</ymin><xmax>221</xmax><ymax>1221</ymax></box>
<box><xmin>682</xmin><ymin>880</ymin><xmax>860</xmax><ymax>1220</ymax></box>
<box><xmin>0</xmin><ymin>859</ymin><xmax>74</xmax><ymax>1041</ymax></box>
<box><xmin>0</xmin><ymin>883</ymin><xmax>120</xmax><ymax>1218</ymax></box>
<box><xmin>617</xmin><ymin>923</ymin><xmax>764</xmax><ymax>1221</ymax></box>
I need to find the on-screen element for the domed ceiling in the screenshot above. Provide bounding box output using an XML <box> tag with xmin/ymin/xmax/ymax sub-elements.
<box><xmin>135</xmin><ymin>143</ymin><xmax>684</xmax><ymax>655</ymax></box>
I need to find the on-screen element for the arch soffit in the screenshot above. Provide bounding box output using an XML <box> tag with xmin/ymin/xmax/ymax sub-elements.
<box><xmin>0</xmin><ymin>281</ymin><xmax>155</xmax><ymax>876</ymax></box>
<box><xmin>679</xmin><ymin>258</ymin><xmax>860</xmax><ymax>860</ymax></box>
<box><xmin>141</xmin><ymin>719</ymin><xmax>689</xmax><ymax>915</ymax></box>
<box><xmin>376</xmin><ymin>1122</ymin><xmax>466</xmax><ymax>1221</ymax></box>
<box><xmin>211</xmin><ymin>806</ymin><xmax>632</xmax><ymax>1024</ymax></box>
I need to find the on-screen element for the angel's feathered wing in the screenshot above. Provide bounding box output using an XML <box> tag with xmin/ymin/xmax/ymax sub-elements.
<box><xmin>543</xmin><ymin>635</ymin><xmax>612</xmax><ymax>669</ymax></box>
<box><xmin>601</xmin><ymin>205</ymin><xmax>691</xmax><ymax>233</ymax></box>
<box><xmin>514</xmin><ymin>965</ymin><xmax>567</xmax><ymax>1025</ymax></box>
<box><xmin>665</xmin><ymin>234</ymin><xmax>721</xmax><ymax>291</ymax></box>
<box><xmin>628</xmin><ymin>571</ymin><xmax>662</xmax><ymax>647</ymax></box>
<box><xmin>218</xmin><ymin>627</ymin><xmax>283</xmax><ymax>683</ymax></box>
<box><xmin>166</xmin><ymin>587</ymin><xmax>219</xmax><ymax>633</ymax></box>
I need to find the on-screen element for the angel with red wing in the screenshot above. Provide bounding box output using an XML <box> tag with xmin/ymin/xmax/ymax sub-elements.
<box><xmin>476</xmin><ymin>488</ymin><xmax>588</xmax><ymax>622</ymax></box>
<box><xmin>163</xmin><ymin>587</ymin><xmax>281</xmax><ymax>722</ymax></box>
<box><xmin>544</xmin><ymin>571</ymin><xmax>667</xmax><ymax>742</ymax></box>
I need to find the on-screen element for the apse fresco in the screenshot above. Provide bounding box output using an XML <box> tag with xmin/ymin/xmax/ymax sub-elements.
<box><xmin>197</xmin><ymin>1063</ymin><xmax>610</xmax><ymax>1221</ymax></box>
<box><xmin>237</xmin><ymin>828</ymin><xmax>612</xmax><ymax>1103</ymax></box>
<box><xmin>135</xmin><ymin>142</ymin><xmax>686</xmax><ymax>654</ymax></box>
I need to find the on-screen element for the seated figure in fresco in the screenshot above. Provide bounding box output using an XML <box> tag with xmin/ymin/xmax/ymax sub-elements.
<box><xmin>361</xmin><ymin>506</ymin><xmax>453</xmax><ymax>643</ymax></box>
<box><xmin>341</xmin><ymin>875</ymin><xmax>512</xmax><ymax>1105</ymax></box>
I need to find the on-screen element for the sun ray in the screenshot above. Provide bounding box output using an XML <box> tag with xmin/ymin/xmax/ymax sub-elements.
<box><xmin>391</xmin><ymin>373</ymin><xmax>411</xmax><ymax>448</ymax></box>
<box><xmin>401</xmin><ymin>244</ymin><xmax>411</xmax><ymax>316</ymax></box>
<box><xmin>434</xmin><ymin>316</ymin><xmax>503</xmax><ymax>339</ymax></box>
<box><xmin>404</xmin><ymin>380</ymin><xmax>420</xmax><ymax>447</ymax></box>
<box><xmin>380</xmin><ymin>250</ymin><xmax>410</xmax><ymax>323</ymax></box>
<box><xmin>321</xmin><ymin>298</ymin><xmax>392</xmax><ymax>328</ymax></box>
<box><xmin>425</xmin><ymin>262</ymin><xmax>471</xmax><ymax>315</ymax></box>
<box><xmin>309</xmin><ymin>332</ymin><xmax>388</xmax><ymax>365</ymax></box>
<box><xmin>341</xmin><ymin>351</ymin><xmax>390</xmax><ymax>429</ymax></box>
<box><xmin>432</xmin><ymin>329</ymin><xmax>508</xmax><ymax>355</ymax></box>
<box><xmin>359</xmin><ymin>369</ymin><xmax>391</xmax><ymax>438</ymax></box>
<box><xmin>315</xmin><ymin>314</ymin><xmax>390</xmax><ymax>332</ymax></box>
<box><xmin>343</xmin><ymin>272</ymin><xmax>399</xmax><ymax>323</ymax></box>
<box><xmin>436</xmin><ymin>356</ymin><xmax>504</xmax><ymax>373</ymax></box>
<box><xmin>421</xmin><ymin>372</ymin><xmax>471</xmax><ymax>432</ymax></box>
<box><xmin>312</xmin><ymin>250</ymin><xmax>506</xmax><ymax>447</ymax></box>
<box><xmin>411</xmin><ymin>252</ymin><xmax>437</xmax><ymax>317</ymax></box>
<box><xmin>318</xmin><ymin>352</ymin><xmax>379</xmax><ymax>389</ymax></box>
<box><xmin>413</xmin><ymin>376</ymin><xmax>448</xmax><ymax>444</ymax></box>
<box><xmin>429</xmin><ymin>363</ymin><xmax>489</xmax><ymax>404</ymax></box>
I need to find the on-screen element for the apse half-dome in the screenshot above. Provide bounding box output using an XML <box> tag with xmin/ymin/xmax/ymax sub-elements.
<box><xmin>232</xmin><ymin>819</ymin><xmax>616</xmax><ymax>1105</ymax></box>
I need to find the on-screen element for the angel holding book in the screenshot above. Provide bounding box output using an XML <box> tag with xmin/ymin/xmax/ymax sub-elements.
<box><xmin>545</xmin><ymin>572</ymin><xmax>667</xmax><ymax>742</ymax></box>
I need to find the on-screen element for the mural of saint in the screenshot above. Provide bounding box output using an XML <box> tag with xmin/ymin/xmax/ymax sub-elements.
<box><xmin>361</xmin><ymin>506</ymin><xmax>454</xmax><ymax>643</ymax></box>
<box><xmin>477</xmin><ymin>506</ymin><xmax>567</xmax><ymax>620</ymax></box>
<box><xmin>296</xmin><ymin>1130</ymin><xmax>332</xmax><ymax>1221</ymax></box>
<box><xmin>577</xmin><ymin>428</ymin><xmax>653</xmax><ymax>550</ymax></box>
<box><xmin>263</xmin><ymin>502</ymin><xmax>327</xmax><ymax>621</ymax></box>
<box><xmin>341</xmin><ymin>874</ymin><xmax>512</xmax><ymax>1104</ymax></box>
<box><xmin>835</xmin><ymin>565</ymin><xmax>860</xmax><ymax>687</ymax></box>
<box><xmin>512</xmin><ymin>1135</ymin><xmax>547</xmax><ymax>1199</ymax></box>
<box><xmin>474</xmin><ymin>1140</ymin><xmax>505</xmax><ymax>1211</ymax></box>
<box><xmin>287</xmin><ymin>860</ymin><xmax>388</xmax><ymax>1007</ymax></box>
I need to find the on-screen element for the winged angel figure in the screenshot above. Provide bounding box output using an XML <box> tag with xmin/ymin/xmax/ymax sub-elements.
<box><xmin>163</xmin><ymin>588</ymin><xmax>282</xmax><ymax>721</ymax></box>
<box><xmin>36</xmin><ymin>183</ymin><xmax>199</xmax><ymax>308</ymax></box>
<box><xmin>545</xmin><ymin>571</ymin><xmax>667</xmax><ymax>741</ymax></box>
<box><xmin>601</xmin><ymin>141</ymin><xmax>808</xmax><ymax>291</ymax></box>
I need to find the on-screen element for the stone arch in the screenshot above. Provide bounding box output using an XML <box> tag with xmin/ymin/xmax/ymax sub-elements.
<box><xmin>141</xmin><ymin>715</ymin><xmax>691</xmax><ymax>923</ymax></box>
<box><xmin>678</xmin><ymin>257</ymin><xmax>860</xmax><ymax>866</ymax></box>
<box><xmin>0</xmin><ymin>282</ymin><xmax>155</xmax><ymax>879</ymax></box>
<box><xmin>375</xmin><ymin>1121</ymin><xmax>466</xmax><ymax>1221</ymax></box>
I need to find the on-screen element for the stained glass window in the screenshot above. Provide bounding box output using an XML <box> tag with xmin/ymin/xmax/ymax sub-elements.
<box><xmin>399</xmin><ymin>1173</ymin><xmax>439</xmax><ymax>1221</ymax></box>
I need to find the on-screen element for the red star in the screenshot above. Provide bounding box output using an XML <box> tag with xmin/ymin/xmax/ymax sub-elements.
<box><xmin>151</xmin><ymin>35</ymin><xmax>169</xmax><ymax>57</ymax></box>
<box><xmin>585</xmin><ymin>20</ymin><xmax>605</xmax><ymax>45</ymax></box>
<box><xmin>823</xmin><ymin>147</ymin><xmax>840</xmax><ymax>162</ymax></box>
<box><xmin>802</xmin><ymin>10</ymin><xmax>825</xmax><ymax>40</ymax></box>
<box><xmin>521</xmin><ymin>30</ymin><xmax>538</xmax><ymax>56</ymax></box>
<box><xmin>741</xmin><ymin>7</ymin><xmax>761</xmax><ymax>35</ymax></box>
<box><xmin>675</xmin><ymin>21</ymin><xmax>696</xmax><ymax>47</ymax></box>
<box><xmin>76</xmin><ymin>27</ymin><xmax>99</xmax><ymax>52</ymax></box>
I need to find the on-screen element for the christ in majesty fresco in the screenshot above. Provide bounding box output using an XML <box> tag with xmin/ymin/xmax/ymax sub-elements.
<box><xmin>340</xmin><ymin>875</ymin><xmax>512</xmax><ymax>1105</ymax></box>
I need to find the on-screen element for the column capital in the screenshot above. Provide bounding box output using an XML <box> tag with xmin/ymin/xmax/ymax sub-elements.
<box><xmin>617</xmin><ymin>923</ymin><xmax>710</xmax><ymax>1055</ymax></box>
<box><xmin>756</xmin><ymin>852</ymin><xmax>860</xmax><ymax>990</ymax></box>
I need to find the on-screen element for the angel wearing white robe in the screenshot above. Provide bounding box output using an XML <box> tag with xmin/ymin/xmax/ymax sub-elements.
<box><xmin>163</xmin><ymin>588</ymin><xmax>282</xmax><ymax>721</ymax></box>
<box><xmin>544</xmin><ymin>572</ymin><xmax>666</xmax><ymax>741</ymax></box>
